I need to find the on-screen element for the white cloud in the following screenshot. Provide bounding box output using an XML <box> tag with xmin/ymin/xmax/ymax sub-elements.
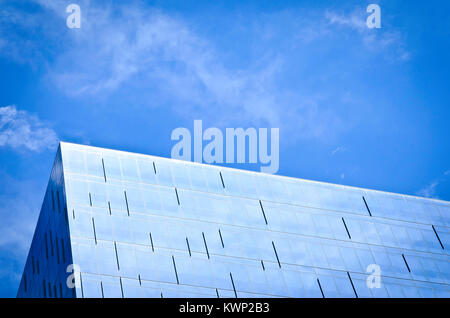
<box><xmin>0</xmin><ymin>105</ymin><xmax>58</xmax><ymax>152</ymax></box>
<box><xmin>416</xmin><ymin>170</ymin><xmax>450</xmax><ymax>199</ymax></box>
<box><xmin>331</xmin><ymin>146</ymin><xmax>346</xmax><ymax>156</ymax></box>
<box><xmin>325</xmin><ymin>9</ymin><xmax>410</xmax><ymax>61</ymax></box>
<box><xmin>0</xmin><ymin>1</ymin><xmax>411</xmax><ymax>142</ymax></box>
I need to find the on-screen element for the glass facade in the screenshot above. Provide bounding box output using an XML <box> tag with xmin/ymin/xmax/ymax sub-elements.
<box><xmin>17</xmin><ymin>142</ymin><xmax>450</xmax><ymax>298</ymax></box>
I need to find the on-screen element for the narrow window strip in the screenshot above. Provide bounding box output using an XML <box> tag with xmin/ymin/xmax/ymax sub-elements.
<box><xmin>92</xmin><ymin>218</ymin><xmax>97</xmax><ymax>244</ymax></box>
<box><xmin>108</xmin><ymin>201</ymin><xmax>112</xmax><ymax>215</ymax></box>
<box><xmin>432</xmin><ymin>225</ymin><xmax>445</xmax><ymax>250</ymax></box>
<box><xmin>89</xmin><ymin>193</ymin><xmax>92</xmax><ymax>207</ymax></box>
<box><xmin>216</xmin><ymin>288</ymin><xmax>219</xmax><ymax>298</ymax></box>
<box><xmin>272</xmin><ymin>241</ymin><xmax>281</xmax><ymax>268</ymax></box>
<box><xmin>202</xmin><ymin>232</ymin><xmax>210</xmax><ymax>259</ymax></box>
<box><xmin>342</xmin><ymin>217</ymin><xmax>352</xmax><ymax>239</ymax></box>
<box><xmin>175</xmin><ymin>187</ymin><xmax>180</xmax><ymax>205</ymax></box>
<box><xmin>149</xmin><ymin>233</ymin><xmax>154</xmax><ymax>252</ymax></box>
<box><xmin>362</xmin><ymin>196</ymin><xmax>372</xmax><ymax>217</ymax></box>
<box><xmin>186</xmin><ymin>237</ymin><xmax>192</xmax><ymax>257</ymax></box>
<box><xmin>317</xmin><ymin>279</ymin><xmax>325</xmax><ymax>298</ymax></box>
<box><xmin>172</xmin><ymin>255</ymin><xmax>180</xmax><ymax>284</ymax></box>
<box><xmin>102</xmin><ymin>158</ymin><xmax>107</xmax><ymax>182</ymax></box>
<box><xmin>218</xmin><ymin>229</ymin><xmax>225</xmax><ymax>248</ymax></box>
<box><xmin>259</xmin><ymin>200</ymin><xmax>268</xmax><ymax>225</ymax></box>
<box><xmin>119</xmin><ymin>277</ymin><xmax>124</xmax><ymax>298</ymax></box>
<box><xmin>229</xmin><ymin>273</ymin><xmax>237</xmax><ymax>298</ymax></box>
<box><xmin>347</xmin><ymin>272</ymin><xmax>358</xmax><ymax>298</ymax></box>
<box><xmin>100</xmin><ymin>282</ymin><xmax>104</xmax><ymax>298</ymax></box>
<box><xmin>261</xmin><ymin>260</ymin><xmax>265</xmax><ymax>271</ymax></box>
<box><xmin>219</xmin><ymin>172</ymin><xmax>225</xmax><ymax>188</ymax></box>
<box><xmin>402</xmin><ymin>254</ymin><xmax>411</xmax><ymax>272</ymax></box>
<box><xmin>80</xmin><ymin>273</ymin><xmax>84</xmax><ymax>298</ymax></box>
<box><xmin>124</xmin><ymin>191</ymin><xmax>130</xmax><ymax>216</ymax></box>
<box><xmin>114</xmin><ymin>242</ymin><xmax>120</xmax><ymax>270</ymax></box>
<box><xmin>153</xmin><ymin>162</ymin><xmax>157</xmax><ymax>174</ymax></box>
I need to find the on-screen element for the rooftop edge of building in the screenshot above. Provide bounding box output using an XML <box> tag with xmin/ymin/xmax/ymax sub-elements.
<box><xmin>58</xmin><ymin>141</ymin><xmax>450</xmax><ymax>206</ymax></box>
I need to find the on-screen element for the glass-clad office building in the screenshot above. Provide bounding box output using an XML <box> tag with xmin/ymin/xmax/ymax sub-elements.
<box><xmin>17</xmin><ymin>142</ymin><xmax>450</xmax><ymax>298</ymax></box>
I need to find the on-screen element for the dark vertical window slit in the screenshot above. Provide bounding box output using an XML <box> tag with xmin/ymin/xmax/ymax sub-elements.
<box><xmin>347</xmin><ymin>272</ymin><xmax>358</xmax><ymax>298</ymax></box>
<box><xmin>100</xmin><ymin>282</ymin><xmax>104</xmax><ymax>298</ymax></box>
<box><xmin>43</xmin><ymin>280</ymin><xmax>46</xmax><ymax>298</ymax></box>
<box><xmin>202</xmin><ymin>232</ymin><xmax>210</xmax><ymax>259</ymax></box>
<box><xmin>54</xmin><ymin>285</ymin><xmax>57</xmax><ymax>298</ymax></box>
<box><xmin>186</xmin><ymin>237</ymin><xmax>192</xmax><ymax>256</ymax></box>
<box><xmin>153</xmin><ymin>162</ymin><xmax>157</xmax><ymax>174</ymax></box>
<box><xmin>218</xmin><ymin>229</ymin><xmax>225</xmax><ymax>248</ymax></box>
<box><xmin>108</xmin><ymin>201</ymin><xmax>112</xmax><ymax>215</ymax></box>
<box><xmin>259</xmin><ymin>200</ymin><xmax>268</xmax><ymax>225</ymax></box>
<box><xmin>219</xmin><ymin>172</ymin><xmax>225</xmax><ymax>188</ymax></box>
<box><xmin>175</xmin><ymin>187</ymin><xmax>180</xmax><ymax>205</ymax></box>
<box><xmin>102</xmin><ymin>159</ymin><xmax>107</xmax><ymax>182</ymax></box>
<box><xmin>272</xmin><ymin>241</ymin><xmax>281</xmax><ymax>268</ymax></box>
<box><xmin>317</xmin><ymin>279</ymin><xmax>324</xmax><ymax>298</ymax></box>
<box><xmin>80</xmin><ymin>273</ymin><xmax>84</xmax><ymax>298</ymax></box>
<box><xmin>72</xmin><ymin>209</ymin><xmax>75</xmax><ymax>219</ymax></box>
<box><xmin>261</xmin><ymin>260</ymin><xmax>265</xmax><ymax>271</ymax></box>
<box><xmin>172</xmin><ymin>255</ymin><xmax>179</xmax><ymax>284</ymax></box>
<box><xmin>342</xmin><ymin>217</ymin><xmax>351</xmax><ymax>239</ymax></box>
<box><xmin>124</xmin><ymin>191</ymin><xmax>130</xmax><ymax>216</ymax></box>
<box><xmin>216</xmin><ymin>288</ymin><xmax>219</xmax><ymax>298</ymax></box>
<box><xmin>402</xmin><ymin>254</ymin><xmax>411</xmax><ymax>272</ymax></box>
<box><xmin>230</xmin><ymin>273</ymin><xmax>237</xmax><ymax>298</ymax></box>
<box><xmin>149</xmin><ymin>233</ymin><xmax>154</xmax><ymax>252</ymax></box>
<box><xmin>59</xmin><ymin>283</ymin><xmax>63</xmax><ymax>298</ymax></box>
<box><xmin>89</xmin><ymin>193</ymin><xmax>92</xmax><ymax>207</ymax></box>
<box><xmin>119</xmin><ymin>277</ymin><xmax>124</xmax><ymax>298</ymax></box>
<box><xmin>432</xmin><ymin>225</ymin><xmax>444</xmax><ymax>250</ymax></box>
<box><xmin>48</xmin><ymin>282</ymin><xmax>52</xmax><ymax>298</ymax></box>
<box><xmin>114</xmin><ymin>242</ymin><xmax>120</xmax><ymax>270</ymax></box>
<box><xmin>92</xmin><ymin>218</ymin><xmax>97</xmax><ymax>244</ymax></box>
<box><xmin>362</xmin><ymin>196</ymin><xmax>372</xmax><ymax>217</ymax></box>
<box><xmin>138</xmin><ymin>274</ymin><xmax>142</xmax><ymax>286</ymax></box>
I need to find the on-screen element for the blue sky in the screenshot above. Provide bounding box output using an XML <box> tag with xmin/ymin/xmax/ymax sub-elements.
<box><xmin>0</xmin><ymin>0</ymin><xmax>449</xmax><ymax>297</ymax></box>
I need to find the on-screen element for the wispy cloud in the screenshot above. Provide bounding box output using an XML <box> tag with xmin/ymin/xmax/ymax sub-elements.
<box><xmin>331</xmin><ymin>146</ymin><xmax>346</xmax><ymax>156</ymax></box>
<box><xmin>0</xmin><ymin>1</ymin><xmax>412</xmax><ymax>142</ymax></box>
<box><xmin>325</xmin><ymin>8</ymin><xmax>410</xmax><ymax>61</ymax></box>
<box><xmin>0</xmin><ymin>105</ymin><xmax>58</xmax><ymax>152</ymax></box>
<box><xmin>416</xmin><ymin>170</ymin><xmax>450</xmax><ymax>199</ymax></box>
